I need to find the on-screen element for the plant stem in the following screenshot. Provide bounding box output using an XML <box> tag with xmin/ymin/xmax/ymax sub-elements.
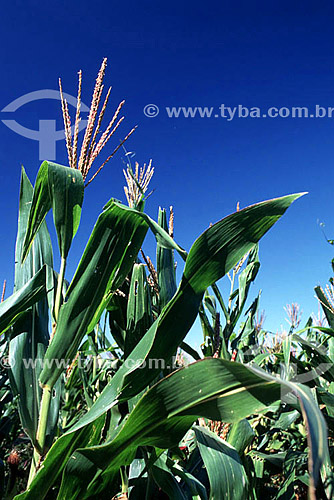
<box><xmin>36</xmin><ymin>385</ymin><xmax>52</xmax><ymax>452</ymax></box>
<box><xmin>212</xmin><ymin>283</ymin><xmax>229</xmax><ymax>321</ymax></box>
<box><xmin>27</xmin><ymin>386</ymin><xmax>52</xmax><ymax>485</ymax></box>
<box><xmin>92</xmin><ymin>323</ymin><xmax>99</xmax><ymax>382</ymax></box>
<box><xmin>28</xmin><ymin>258</ymin><xmax>64</xmax><ymax>485</ymax></box>
<box><xmin>54</xmin><ymin>256</ymin><xmax>66</xmax><ymax>322</ymax></box>
<box><xmin>228</xmin><ymin>268</ymin><xmax>236</xmax><ymax>311</ymax></box>
<box><xmin>27</xmin><ymin>448</ymin><xmax>39</xmax><ymax>487</ymax></box>
<box><xmin>120</xmin><ymin>466</ymin><xmax>128</xmax><ymax>494</ymax></box>
<box><xmin>62</xmin><ymin>391</ymin><xmax>69</xmax><ymax>429</ymax></box>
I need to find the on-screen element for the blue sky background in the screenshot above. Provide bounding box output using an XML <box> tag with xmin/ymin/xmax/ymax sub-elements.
<box><xmin>1</xmin><ymin>1</ymin><xmax>334</xmax><ymax>345</ymax></box>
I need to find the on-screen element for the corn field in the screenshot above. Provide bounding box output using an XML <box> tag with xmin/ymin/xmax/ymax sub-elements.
<box><xmin>0</xmin><ymin>61</ymin><xmax>334</xmax><ymax>500</ymax></box>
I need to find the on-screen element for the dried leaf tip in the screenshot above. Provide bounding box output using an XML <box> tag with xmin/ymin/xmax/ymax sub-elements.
<box><xmin>1</xmin><ymin>279</ymin><xmax>6</xmax><ymax>302</ymax></box>
<box><xmin>169</xmin><ymin>206</ymin><xmax>174</xmax><ymax>238</ymax></box>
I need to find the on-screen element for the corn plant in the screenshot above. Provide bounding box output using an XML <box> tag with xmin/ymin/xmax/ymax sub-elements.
<box><xmin>0</xmin><ymin>61</ymin><xmax>331</xmax><ymax>500</ymax></box>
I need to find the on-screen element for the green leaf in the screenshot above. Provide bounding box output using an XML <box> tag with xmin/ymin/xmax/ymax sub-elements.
<box><xmin>157</xmin><ymin>207</ymin><xmax>177</xmax><ymax>309</ymax></box>
<box><xmin>183</xmin><ymin>194</ymin><xmax>304</xmax><ymax>294</ymax></box>
<box><xmin>125</xmin><ymin>263</ymin><xmax>153</xmax><ymax>357</ymax></box>
<box><xmin>0</xmin><ymin>265</ymin><xmax>49</xmax><ymax>335</ymax></box>
<box><xmin>151</xmin><ymin>453</ymin><xmax>188</xmax><ymax>499</ymax></box>
<box><xmin>14</xmin><ymin>167</ymin><xmax>54</xmax><ymax>291</ymax></box>
<box><xmin>104</xmin><ymin>198</ymin><xmax>188</xmax><ymax>261</ymax></box>
<box><xmin>180</xmin><ymin>341</ymin><xmax>201</xmax><ymax>361</ymax></box>
<box><xmin>315</xmin><ymin>286</ymin><xmax>334</xmax><ymax>329</ymax></box>
<box><xmin>167</xmin><ymin>458</ymin><xmax>208</xmax><ymax>500</ymax></box>
<box><xmin>233</xmin><ymin>293</ymin><xmax>260</xmax><ymax>355</ymax></box>
<box><xmin>21</xmin><ymin>357</ymin><xmax>328</xmax><ymax>500</ymax></box>
<box><xmin>276</xmin><ymin>471</ymin><xmax>296</xmax><ymax>500</ymax></box>
<box><xmin>9</xmin><ymin>167</ymin><xmax>58</xmax><ymax>449</ymax></box>
<box><xmin>16</xmin><ymin>193</ymin><xmax>306</xmax><ymax>499</ymax></box>
<box><xmin>21</xmin><ymin>161</ymin><xmax>84</xmax><ymax>262</ymax></box>
<box><xmin>227</xmin><ymin>419</ymin><xmax>255</xmax><ymax>454</ymax></box>
<box><xmin>39</xmin><ymin>201</ymin><xmax>149</xmax><ymax>388</ymax></box>
<box><xmin>15</xmin><ymin>415</ymin><xmax>106</xmax><ymax>500</ymax></box>
<box><xmin>108</xmin><ymin>292</ymin><xmax>127</xmax><ymax>351</ymax></box>
<box><xmin>275</xmin><ymin>410</ymin><xmax>300</xmax><ymax>430</ymax></box>
<box><xmin>293</xmin><ymin>334</ymin><xmax>334</xmax><ymax>383</ymax></box>
<box><xmin>194</xmin><ymin>425</ymin><xmax>249</xmax><ymax>500</ymax></box>
<box><xmin>116</xmin><ymin>194</ymin><xmax>304</xmax><ymax>400</ymax></box>
<box><xmin>51</xmin><ymin>415</ymin><xmax>107</xmax><ymax>500</ymax></box>
<box><xmin>228</xmin><ymin>245</ymin><xmax>260</xmax><ymax>334</ymax></box>
<box><xmin>41</xmin><ymin>192</ymin><xmax>302</xmax><ymax>431</ymax></box>
<box><xmin>238</xmin><ymin>245</ymin><xmax>260</xmax><ymax>310</ymax></box>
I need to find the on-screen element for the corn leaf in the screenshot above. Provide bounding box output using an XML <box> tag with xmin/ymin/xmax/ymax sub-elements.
<box><xmin>227</xmin><ymin>419</ymin><xmax>255</xmax><ymax>454</ymax></box>
<box><xmin>104</xmin><ymin>198</ymin><xmax>188</xmax><ymax>260</ymax></box>
<box><xmin>21</xmin><ymin>161</ymin><xmax>84</xmax><ymax>262</ymax></box>
<box><xmin>125</xmin><ymin>263</ymin><xmax>153</xmax><ymax>357</ymax></box>
<box><xmin>157</xmin><ymin>207</ymin><xmax>177</xmax><ymax>310</ymax></box>
<box><xmin>9</xmin><ymin>167</ymin><xmax>59</xmax><ymax>450</ymax></box>
<box><xmin>29</xmin><ymin>358</ymin><xmax>328</xmax><ymax>500</ymax></box>
<box><xmin>194</xmin><ymin>425</ymin><xmax>249</xmax><ymax>500</ymax></box>
<box><xmin>315</xmin><ymin>285</ymin><xmax>334</xmax><ymax>329</ymax></box>
<box><xmin>44</xmin><ymin>193</ymin><xmax>303</xmax><ymax>428</ymax></box>
<box><xmin>151</xmin><ymin>453</ymin><xmax>189</xmax><ymax>499</ymax></box>
<box><xmin>39</xmin><ymin>202</ymin><xmax>149</xmax><ymax>388</ymax></box>
<box><xmin>16</xmin><ymin>193</ymin><xmax>306</xmax><ymax>499</ymax></box>
<box><xmin>116</xmin><ymin>193</ymin><xmax>305</xmax><ymax>400</ymax></box>
<box><xmin>0</xmin><ymin>265</ymin><xmax>49</xmax><ymax>335</ymax></box>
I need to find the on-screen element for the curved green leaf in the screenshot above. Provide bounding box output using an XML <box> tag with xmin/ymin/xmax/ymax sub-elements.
<box><xmin>104</xmin><ymin>198</ymin><xmax>188</xmax><ymax>260</ymax></box>
<box><xmin>0</xmin><ymin>265</ymin><xmax>49</xmax><ymax>335</ymax></box>
<box><xmin>9</xmin><ymin>167</ymin><xmax>59</xmax><ymax>449</ymax></box>
<box><xmin>116</xmin><ymin>193</ymin><xmax>305</xmax><ymax>399</ymax></box>
<box><xmin>16</xmin><ymin>193</ymin><xmax>306</xmax><ymax>499</ymax></box>
<box><xmin>151</xmin><ymin>453</ymin><xmax>188</xmax><ymax>500</ymax></box>
<box><xmin>125</xmin><ymin>263</ymin><xmax>152</xmax><ymax>357</ymax></box>
<box><xmin>39</xmin><ymin>202</ymin><xmax>149</xmax><ymax>388</ymax></box>
<box><xmin>315</xmin><ymin>286</ymin><xmax>334</xmax><ymax>329</ymax></box>
<box><xmin>157</xmin><ymin>207</ymin><xmax>177</xmax><ymax>309</ymax></box>
<box><xmin>194</xmin><ymin>425</ymin><xmax>248</xmax><ymax>500</ymax></box>
<box><xmin>19</xmin><ymin>357</ymin><xmax>327</xmax><ymax>500</ymax></box>
<box><xmin>21</xmin><ymin>161</ymin><xmax>84</xmax><ymax>262</ymax></box>
<box><xmin>43</xmin><ymin>193</ymin><xmax>303</xmax><ymax>430</ymax></box>
<box><xmin>227</xmin><ymin>419</ymin><xmax>255</xmax><ymax>454</ymax></box>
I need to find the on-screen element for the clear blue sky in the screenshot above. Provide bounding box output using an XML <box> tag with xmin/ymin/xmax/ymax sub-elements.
<box><xmin>1</xmin><ymin>1</ymin><xmax>334</xmax><ymax>341</ymax></box>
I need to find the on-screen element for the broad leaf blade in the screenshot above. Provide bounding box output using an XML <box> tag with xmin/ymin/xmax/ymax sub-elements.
<box><xmin>9</xmin><ymin>167</ymin><xmax>59</xmax><ymax>450</ymax></box>
<box><xmin>117</xmin><ymin>193</ymin><xmax>305</xmax><ymax>399</ymax></box>
<box><xmin>0</xmin><ymin>266</ymin><xmax>48</xmax><ymax>335</ymax></box>
<box><xmin>48</xmin><ymin>162</ymin><xmax>84</xmax><ymax>258</ymax></box>
<box><xmin>125</xmin><ymin>263</ymin><xmax>152</xmax><ymax>357</ymax></box>
<box><xmin>39</xmin><ymin>202</ymin><xmax>149</xmax><ymax>388</ymax></box>
<box><xmin>227</xmin><ymin>419</ymin><xmax>255</xmax><ymax>454</ymax></box>
<box><xmin>315</xmin><ymin>285</ymin><xmax>334</xmax><ymax>329</ymax></box>
<box><xmin>194</xmin><ymin>425</ymin><xmax>248</xmax><ymax>500</ymax></box>
<box><xmin>104</xmin><ymin>198</ymin><xmax>188</xmax><ymax>260</ymax></box>
<box><xmin>184</xmin><ymin>193</ymin><xmax>304</xmax><ymax>294</ymax></box>
<box><xmin>43</xmin><ymin>193</ymin><xmax>303</xmax><ymax>433</ymax></box>
<box><xmin>29</xmin><ymin>358</ymin><xmax>327</xmax><ymax>500</ymax></box>
<box><xmin>157</xmin><ymin>207</ymin><xmax>177</xmax><ymax>310</ymax></box>
<box><xmin>21</xmin><ymin>162</ymin><xmax>51</xmax><ymax>263</ymax></box>
<box><xmin>21</xmin><ymin>161</ymin><xmax>84</xmax><ymax>262</ymax></box>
